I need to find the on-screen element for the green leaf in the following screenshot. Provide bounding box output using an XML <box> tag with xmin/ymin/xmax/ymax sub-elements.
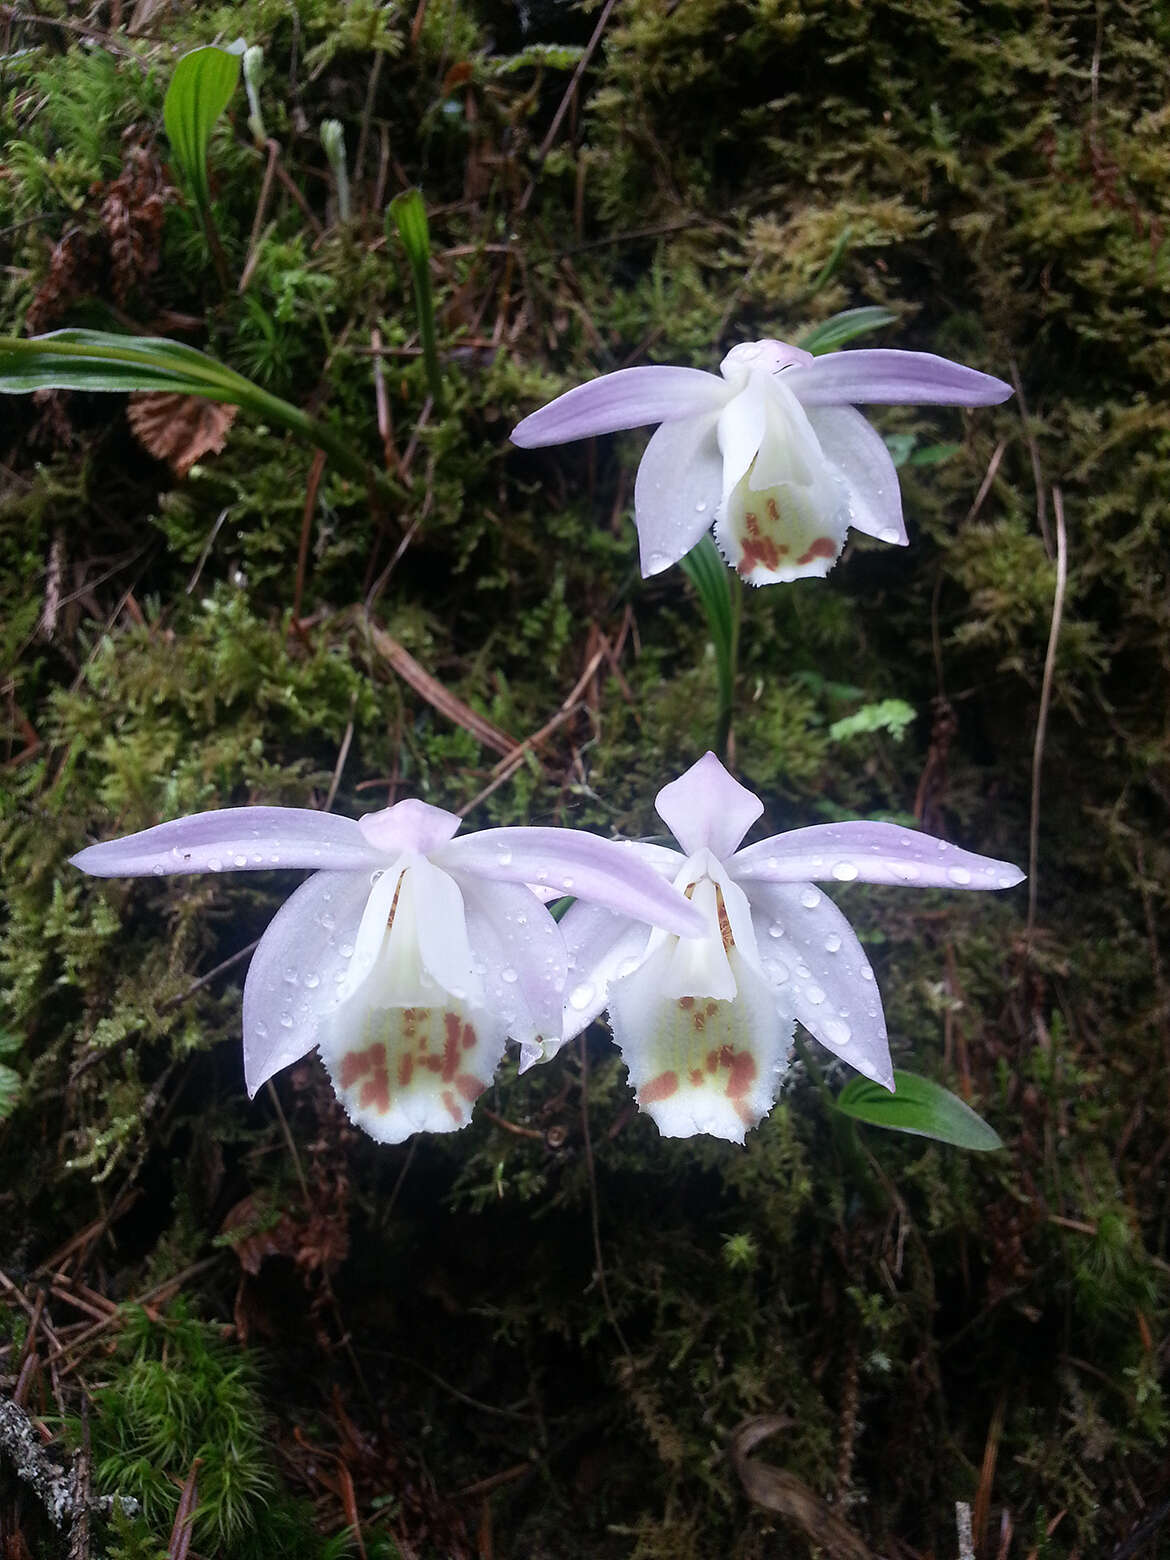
<box><xmin>163</xmin><ymin>44</ymin><xmax>243</xmax><ymax>216</ymax></box>
<box><xmin>908</xmin><ymin>441</ymin><xmax>961</xmax><ymax>466</ymax></box>
<box><xmin>388</xmin><ymin>188</ymin><xmax>444</xmax><ymax>412</ymax></box>
<box><xmin>0</xmin><ymin>329</ymin><xmax>254</xmax><ymax>398</ymax></box>
<box><xmin>833</xmin><ymin>1069</ymin><xmax>1003</xmax><ymax>1151</ymax></box>
<box><xmin>884</xmin><ymin>432</ymin><xmax>916</xmax><ymax>468</ymax></box>
<box><xmin>490</xmin><ymin>43</ymin><xmax>587</xmax><ymax>74</ymax></box>
<box><xmin>798</xmin><ymin>306</ymin><xmax>898</xmax><ymax>356</ymax></box>
<box><xmin>680</xmin><ymin>533</ymin><xmax>739</xmax><ymax>759</ymax></box>
<box><xmin>828</xmin><ymin>698</ymin><xmax>916</xmax><ymax>744</ymax></box>
<box><xmin>0</xmin><ymin>330</ymin><xmax>402</xmax><ymax>504</ymax></box>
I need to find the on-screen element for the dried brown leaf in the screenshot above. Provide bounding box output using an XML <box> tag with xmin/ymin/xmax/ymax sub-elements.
<box><xmin>127</xmin><ymin>392</ymin><xmax>237</xmax><ymax>477</ymax></box>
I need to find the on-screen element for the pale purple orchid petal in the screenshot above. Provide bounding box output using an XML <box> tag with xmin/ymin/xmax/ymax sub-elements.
<box><xmin>807</xmin><ymin>405</ymin><xmax>907</xmax><ymax>547</ymax></box>
<box><xmin>783</xmin><ymin>349</ymin><xmax>1013</xmax><ymax>408</ymax></box>
<box><xmin>70</xmin><ymin>806</ymin><xmax>386</xmax><ymax>878</ymax></box>
<box><xmin>730</xmin><ymin>820</ymin><xmax>1025</xmax><ymax>892</ymax></box>
<box><xmin>409</xmin><ymin>856</ymin><xmax>484</xmax><ymax>1006</ymax></box>
<box><xmin>510</xmin><ymin>365</ymin><xmax>728</xmax><ymax>447</ymax></box>
<box><xmin>358</xmin><ymin>798</ymin><xmax>461</xmax><ymax>855</ymax></box>
<box><xmin>748</xmin><ymin>881</ymin><xmax>894</xmax><ymax>1091</ymax></box>
<box><xmin>608</xmin><ymin>939</ymin><xmax>792</xmax><ymax>1143</ymax></box>
<box><xmin>456</xmin><ymin>876</ymin><xmax>568</xmax><ymax>1042</ymax></box>
<box><xmin>633</xmin><ymin>408</ymin><xmax>724</xmax><ymax>575</ymax></box>
<box><xmin>716</xmin><ymin>378</ymin><xmax>768</xmax><ymax>499</ymax></box>
<box><xmin>558</xmin><ymin>900</ymin><xmax>655</xmax><ymax>1049</ymax></box>
<box><xmin>242</xmin><ymin>869</ymin><xmax>373</xmax><ymax>1096</ymax></box>
<box><xmin>655</xmin><ymin>751</ymin><xmax>763</xmax><ymax>859</ymax></box>
<box><xmin>435</xmin><ymin>828</ymin><xmax>706</xmax><ymax>938</ymax></box>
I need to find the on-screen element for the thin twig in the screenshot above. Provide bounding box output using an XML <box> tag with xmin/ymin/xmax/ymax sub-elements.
<box><xmin>516</xmin><ymin>0</ymin><xmax>618</xmax><ymax>213</ymax></box>
<box><xmin>1010</xmin><ymin>360</ymin><xmax>1052</xmax><ymax>558</ymax></box>
<box><xmin>1026</xmin><ymin>487</ymin><xmax>1068</xmax><ymax>937</ymax></box>
<box><xmin>578</xmin><ymin>1034</ymin><xmax>633</xmax><ymax>1365</ymax></box>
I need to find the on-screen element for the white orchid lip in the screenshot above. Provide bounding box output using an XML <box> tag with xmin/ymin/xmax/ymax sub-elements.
<box><xmin>555</xmin><ymin>752</ymin><xmax>1025</xmax><ymax>1142</ymax></box>
<box><xmin>70</xmin><ymin>797</ymin><xmax>706</xmax><ymax>1143</ymax></box>
<box><xmin>511</xmin><ymin>336</ymin><xmax>1012</xmax><ymax>586</ymax></box>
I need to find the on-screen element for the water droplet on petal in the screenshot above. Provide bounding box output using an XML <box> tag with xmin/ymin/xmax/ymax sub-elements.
<box><xmin>255</xmin><ymin>1020</ymin><xmax>268</xmax><ymax>1038</ymax></box>
<box><xmin>645</xmin><ymin>550</ymin><xmax>672</xmax><ymax>574</ymax></box>
<box><xmin>795</xmin><ymin>962</ymin><xmax>812</xmax><ymax>981</ymax></box>
<box><xmin>151</xmin><ymin>863</ymin><xmax>165</xmax><ymax>876</ymax></box>
<box><xmin>321</xmin><ymin>913</ymin><xmax>336</xmax><ymax>931</ymax></box>
<box><xmin>695</xmin><ymin>499</ymin><xmax>708</xmax><ymax>514</ymax></box>
<box><xmin>500</xmin><ymin>966</ymin><xmax>518</xmax><ymax>984</ymax></box>
<box><xmin>569</xmin><ymin>982</ymin><xmax>594</xmax><ymax>1010</ymax></box>
<box><xmin>304</xmin><ymin>973</ymin><xmax>320</xmax><ymax>989</ymax></box>
<box><xmin>859</xmin><ymin>965</ymin><xmax>875</xmax><ymax>982</ymax></box>
<box><xmin>208</xmin><ymin>858</ymin><xmax>222</xmax><ymax>872</ymax></box>
<box><xmin>997</xmin><ymin>873</ymin><xmax>1017</xmax><ymax>888</ymax></box>
<box><xmin>561</xmin><ymin>876</ymin><xmax>574</xmax><ymax>890</ymax></box>
<box><xmin>824</xmin><ymin>934</ymin><xmax>842</xmax><ymax>953</ymax></box>
<box><xmin>768</xmin><ymin>922</ymin><xmax>785</xmax><ymax>938</ymax></box>
<box><xmin>516</xmin><ymin>914</ymin><xmax>527</xmax><ymax>926</ymax></box>
<box><xmin>497</xmin><ymin>848</ymin><xmax>513</xmax><ymax>867</ymax></box>
<box><xmin>831</xmin><ymin>861</ymin><xmax>859</xmax><ymax>881</ymax></box>
<box><xmin>947</xmin><ymin>866</ymin><xmax>972</xmax><ymax>885</ymax></box>
<box><xmin>823</xmin><ymin>1017</ymin><xmax>851</xmax><ymax>1046</ymax></box>
<box><xmin>279</xmin><ymin>1014</ymin><xmax>294</xmax><ymax>1029</ymax></box>
<box><xmin>800</xmin><ymin>887</ymin><xmax>821</xmax><ymax>909</ymax></box>
<box><xmin>894</xmin><ymin>862</ymin><xmax>919</xmax><ymax>881</ymax></box>
<box><xmin>339</xmin><ymin>943</ymin><xmax>354</xmax><ymax>959</ymax></box>
<box><xmin>233</xmin><ymin>854</ymin><xmax>248</xmax><ymax>867</ymax></box>
<box><xmin>805</xmin><ymin>984</ymin><xmax>826</xmax><ymax>1005</ymax></box>
<box><xmin>878</xmin><ymin>526</ymin><xmax>901</xmax><ymax>545</ymax></box>
<box><xmin>283</xmin><ymin>967</ymin><xmax>298</xmax><ymax>985</ymax></box>
<box><xmin>856</xmin><ymin>1057</ymin><xmax>879</xmax><ymax>1079</ymax></box>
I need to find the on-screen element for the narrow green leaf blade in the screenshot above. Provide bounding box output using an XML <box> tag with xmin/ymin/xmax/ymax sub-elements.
<box><xmin>388</xmin><ymin>188</ymin><xmax>444</xmax><ymax>411</ymax></box>
<box><xmin>797</xmin><ymin>307</ymin><xmax>898</xmax><ymax>357</ymax></box>
<box><xmin>164</xmin><ymin>44</ymin><xmax>243</xmax><ymax>213</ymax></box>
<box><xmin>833</xmin><ymin>1068</ymin><xmax>1003</xmax><ymax>1151</ymax></box>
<box><xmin>0</xmin><ymin>330</ymin><xmax>253</xmax><ymax>399</ymax></box>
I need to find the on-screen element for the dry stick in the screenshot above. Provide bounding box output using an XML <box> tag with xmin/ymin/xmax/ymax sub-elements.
<box><xmin>158</xmin><ymin>938</ymin><xmax>261</xmax><ymax>1013</ymax></box>
<box><xmin>323</xmin><ymin>717</ymin><xmax>355</xmax><ymax>813</ymax></box>
<box><xmin>1010</xmin><ymin>360</ymin><xmax>1052</xmax><ymax>559</ymax></box>
<box><xmin>1026</xmin><ymin>487</ymin><xmax>1068</xmax><ymax>938</ymax></box>
<box><xmin>515</xmin><ymin>0</ymin><xmax>619</xmax><ymax>214</ymax></box>
<box><xmin>239</xmin><ymin>139</ymin><xmax>282</xmax><ymax>293</ymax></box>
<box><xmin>578</xmin><ymin>1034</ymin><xmax>633</xmax><ymax>1367</ymax></box>
<box><xmin>292</xmin><ymin>448</ymin><xmax>327</xmax><ymax>627</ymax></box>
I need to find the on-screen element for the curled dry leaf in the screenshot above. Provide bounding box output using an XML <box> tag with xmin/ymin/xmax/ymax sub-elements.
<box><xmin>728</xmin><ymin>1415</ymin><xmax>874</xmax><ymax>1560</ymax></box>
<box><xmin>127</xmin><ymin>390</ymin><xmax>237</xmax><ymax>477</ymax></box>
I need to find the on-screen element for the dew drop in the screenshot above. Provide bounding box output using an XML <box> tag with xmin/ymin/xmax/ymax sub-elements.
<box><xmin>936</xmin><ymin>839</ymin><xmax>950</xmax><ymax>852</ymax></box>
<box><xmin>283</xmin><ymin>967</ymin><xmax>299</xmax><ymax>986</ymax></box>
<box><xmin>824</xmin><ymin>934</ymin><xmax>842</xmax><ymax>953</ymax></box>
<box><xmin>947</xmin><ymin>866</ymin><xmax>972</xmax><ymax>885</ymax></box>
<box><xmin>617</xmin><ymin>958</ymin><xmax>642</xmax><ymax>979</ymax></box>
<box><xmin>151</xmin><ymin>863</ymin><xmax>165</xmax><ymax>876</ymax></box>
<box><xmin>304</xmin><ymin>973</ymin><xmax>320</xmax><ymax>990</ymax></box>
<box><xmin>800</xmin><ymin>887</ymin><xmax>821</xmax><ymax>909</ymax></box>
<box><xmin>645</xmin><ymin>551</ymin><xmax>671</xmax><ymax>574</ymax></box>
<box><xmin>695</xmin><ymin>499</ymin><xmax>708</xmax><ymax>513</ymax></box>
<box><xmin>339</xmin><ymin>942</ymin><xmax>354</xmax><ymax>959</ymax></box>
<box><xmin>997</xmin><ymin>873</ymin><xmax>1017</xmax><ymax>888</ymax></box>
<box><xmin>859</xmin><ymin>965</ymin><xmax>875</xmax><ymax>982</ymax></box>
<box><xmin>823</xmin><ymin>1017</ymin><xmax>851</xmax><ymax>1046</ymax></box>
<box><xmin>279</xmin><ymin>1014</ymin><xmax>294</xmax><ymax>1029</ymax></box>
<box><xmin>233</xmin><ymin>854</ymin><xmax>248</xmax><ymax>867</ymax></box>
<box><xmin>857</xmin><ymin>1057</ymin><xmax>879</xmax><ymax>1080</ymax></box>
<box><xmin>805</xmin><ymin>984</ymin><xmax>826</xmax><ymax>1005</ymax></box>
<box><xmin>254</xmin><ymin>1020</ymin><xmax>268</xmax><ymax>1038</ymax></box>
<box><xmin>561</xmin><ymin>876</ymin><xmax>574</xmax><ymax>890</ymax></box>
<box><xmin>321</xmin><ymin>913</ymin><xmax>336</xmax><ymax>931</ymax></box>
<box><xmin>208</xmin><ymin>858</ymin><xmax>222</xmax><ymax>872</ymax></box>
<box><xmin>500</xmin><ymin>966</ymin><xmax>518</xmax><ymax>984</ymax></box>
<box><xmin>894</xmin><ymin>862</ymin><xmax>919</xmax><ymax>881</ymax></box>
<box><xmin>831</xmin><ymin>861</ymin><xmax>859</xmax><ymax>881</ymax></box>
<box><xmin>795</xmin><ymin>962</ymin><xmax>812</xmax><ymax>981</ymax></box>
<box><xmin>569</xmin><ymin>982</ymin><xmax>594</xmax><ymax>1010</ymax></box>
<box><xmin>497</xmin><ymin>847</ymin><xmax>513</xmax><ymax>867</ymax></box>
<box><xmin>516</xmin><ymin>913</ymin><xmax>527</xmax><ymax>926</ymax></box>
<box><xmin>878</xmin><ymin>526</ymin><xmax>901</xmax><ymax>545</ymax></box>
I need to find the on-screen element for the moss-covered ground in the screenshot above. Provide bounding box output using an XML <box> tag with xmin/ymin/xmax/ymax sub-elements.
<box><xmin>2</xmin><ymin>0</ymin><xmax>1169</xmax><ymax>1555</ymax></box>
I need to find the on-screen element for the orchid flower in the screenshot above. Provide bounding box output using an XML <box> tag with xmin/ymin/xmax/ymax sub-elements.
<box><xmin>548</xmin><ymin>754</ymin><xmax>1023</xmax><ymax>1143</ymax></box>
<box><xmin>511</xmin><ymin>338</ymin><xmax>1012</xmax><ymax>585</ymax></box>
<box><xmin>70</xmin><ymin>800</ymin><xmax>704</xmax><ymax>1143</ymax></box>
